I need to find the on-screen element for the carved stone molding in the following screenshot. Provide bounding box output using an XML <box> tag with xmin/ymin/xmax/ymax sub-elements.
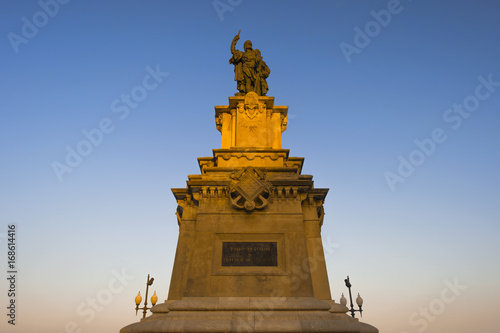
<box><xmin>220</xmin><ymin>152</ymin><xmax>281</xmax><ymax>161</ymax></box>
<box><xmin>198</xmin><ymin>159</ymin><xmax>215</xmax><ymax>170</ymax></box>
<box><xmin>200</xmin><ymin>186</ymin><xmax>227</xmax><ymax>199</ymax></box>
<box><xmin>275</xmin><ymin>186</ymin><xmax>299</xmax><ymax>199</ymax></box>
<box><xmin>175</xmin><ymin>195</ymin><xmax>198</xmax><ymax>225</ymax></box>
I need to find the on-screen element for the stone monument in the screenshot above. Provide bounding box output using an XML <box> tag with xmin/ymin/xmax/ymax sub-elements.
<box><xmin>120</xmin><ymin>33</ymin><xmax>378</xmax><ymax>333</ymax></box>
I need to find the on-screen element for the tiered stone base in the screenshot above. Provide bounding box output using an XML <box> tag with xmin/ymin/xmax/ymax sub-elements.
<box><xmin>120</xmin><ymin>297</ymin><xmax>378</xmax><ymax>333</ymax></box>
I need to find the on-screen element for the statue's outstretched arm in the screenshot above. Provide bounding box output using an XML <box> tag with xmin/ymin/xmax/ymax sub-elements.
<box><xmin>231</xmin><ymin>30</ymin><xmax>241</xmax><ymax>54</ymax></box>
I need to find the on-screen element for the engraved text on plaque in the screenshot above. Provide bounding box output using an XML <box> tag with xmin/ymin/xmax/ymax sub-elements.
<box><xmin>222</xmin><ymin>242</ymin><xmax>278</xmax><ymax>267</ymax></box>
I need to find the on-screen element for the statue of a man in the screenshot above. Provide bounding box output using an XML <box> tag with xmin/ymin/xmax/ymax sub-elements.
<box><xmin>229</xmin><ymin>31</ymin><xmax>270</xmax><ymax>96</ymax></box>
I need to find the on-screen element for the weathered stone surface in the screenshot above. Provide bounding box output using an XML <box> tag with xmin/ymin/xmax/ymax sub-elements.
<box><xmin>215</xmin><ymin>93</ymin><xmax>287</xmax><ymax>151</ymax></box>
<box><xmin>120</xmin><ymin>93</ymin><xmax>378</xmax><ymax>333</ymax></box>
<box><xmin>122</xmin><ymin>297</ymin><xmax>378</xmax><ymax>333</ymax></box>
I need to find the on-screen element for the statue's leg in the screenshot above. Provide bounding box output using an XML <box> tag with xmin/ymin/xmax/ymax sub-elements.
<box><xmin>255</xmin><ymin>77</ymin><xmax>261</xmax><ymax>96</ymax></box>
<box><xmin>245</xmin><ymin>76</ymin><xmax>253</xmax><ymax>94</ymax></box>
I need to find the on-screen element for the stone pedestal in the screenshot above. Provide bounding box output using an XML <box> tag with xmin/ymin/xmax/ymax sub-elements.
<box><xmin>120</xmin><ymin>92</ymin><xmax>378</xmax><ymax>333</ymax></box>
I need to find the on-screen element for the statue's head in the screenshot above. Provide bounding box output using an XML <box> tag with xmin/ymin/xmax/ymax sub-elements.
<box><xmin>244</xmin><ymin>40</ymin><xmax>253</xmax><ymax>51</ymax></box>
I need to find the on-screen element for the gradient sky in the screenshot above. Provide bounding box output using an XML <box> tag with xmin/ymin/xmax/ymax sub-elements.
<box><xmin>1</xmin><ymin>1</ymin><xmax>499</xmax><ymax>333</ymax></box>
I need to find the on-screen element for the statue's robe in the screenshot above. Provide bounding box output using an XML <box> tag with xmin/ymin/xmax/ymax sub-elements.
<box><xmin>229</xmin><ymin>49</ymin><xmax>258</xmax><ymax>93</ymax></box>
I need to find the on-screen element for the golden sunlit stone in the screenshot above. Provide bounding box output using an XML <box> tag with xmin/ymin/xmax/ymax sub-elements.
<box><xmin>120</xmin><ymin>91</ymin><xmax>378</xmax><ymax>333</ymax></box>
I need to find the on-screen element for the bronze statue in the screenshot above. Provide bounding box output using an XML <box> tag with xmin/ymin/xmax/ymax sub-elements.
<box><xmin>229</xmin><ymin>30</ymin><xmax>270</xmax><ymax>96</ymax></box>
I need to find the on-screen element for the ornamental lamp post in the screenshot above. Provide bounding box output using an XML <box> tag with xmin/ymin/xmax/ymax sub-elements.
<box><xmin>134</xmin><ymin>274</ymin><xmax>157</xmax><ymax>319</ymax></box>
<box><xmin>340</xmin><ymin>276</ymin><xmax>364</xmax><ymax>318</ymax></box>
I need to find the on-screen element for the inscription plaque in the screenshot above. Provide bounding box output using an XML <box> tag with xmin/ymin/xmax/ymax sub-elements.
<box><xmin>222</xmin><ymin>242</ymin><xmax>277</xmax><ymax>266</ymax></box>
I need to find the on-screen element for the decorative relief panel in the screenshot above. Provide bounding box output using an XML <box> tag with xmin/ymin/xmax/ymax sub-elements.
<box><xmin>237</xmin><ymin>91</ymin><xmax>266</xmax><ymax>119</ymax></box>
<box><xmin>228</xmin><ymin>167</ymin><xmax>273</xmax><ymax>211</ymax></box>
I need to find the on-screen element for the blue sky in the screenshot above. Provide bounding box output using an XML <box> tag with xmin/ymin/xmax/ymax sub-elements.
<box><xmin>1</xmin><ymin>1</ymin><xmax>499</xmax><ymax>332</ymax></box>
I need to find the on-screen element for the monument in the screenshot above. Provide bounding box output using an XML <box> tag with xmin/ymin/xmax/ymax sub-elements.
<box><xmin>120</xmin><ymin>32</ymin><xmax>378</xmax><ymax>333</ymax></box>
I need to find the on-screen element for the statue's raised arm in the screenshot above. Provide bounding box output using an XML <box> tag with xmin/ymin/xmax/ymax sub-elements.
<box><xmin>231</xmin><ymin>30</ymin><xmax>241</xmax><ymax>54</ymax></box>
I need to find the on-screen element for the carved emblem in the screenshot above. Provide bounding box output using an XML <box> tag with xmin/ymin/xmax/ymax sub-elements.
<box><xmin>237</xmin><ymin>91</ymin><xmax>265</xmax><ymax>119</ymax></box>
<box><xmin>228</xmin><ymin>167</ymin><xmax>273</xmax><ymax>211</ymax></box>
<box><xmin>281</xmin><ymin>113</ymin><xmax>288</xmax><ymax>132</ymax></box>
<box><xmin>215</xmin><ymin>114</ymin><xmax>223</xmax><ymax>132</ymax></box>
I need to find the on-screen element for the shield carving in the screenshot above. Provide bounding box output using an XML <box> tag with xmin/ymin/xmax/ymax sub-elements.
<box><xmin>237</xmin><ymin>91</ymin><xmax>265</xmax><ymax>119</ymax></box>
<box><xmin>228</xmin><ymin>167</ymin><xmax>273</xmax><ymax>211</ymax></box>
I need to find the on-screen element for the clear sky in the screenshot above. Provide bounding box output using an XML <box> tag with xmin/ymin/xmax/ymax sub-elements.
<box><xmin>1</xmin><ymin>1</ymin><xmax>499</xmax><ymax>332</ymax></box>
